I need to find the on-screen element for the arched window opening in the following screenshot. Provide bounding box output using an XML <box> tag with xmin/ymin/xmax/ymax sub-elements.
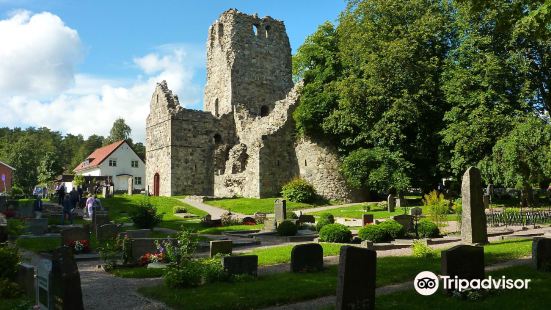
<box><xmin>265</xmin><ymin>24</ymin><xmax>271</xmax><ymax>38</ymax></box>
<box><xmin>260</xmin><ymin>105</ymin><xmax>269</xmax><ymax>117</ymax></box>
<box><xmin>214</xmin><ymin>98</ymin><xmax>219</xmax><ymax>117</ymax></box>
<box><xmin>253</xmin><ymin>24</ymin><xmax>259</xmax><ymax>36</ymax></box>
<box><xmin>214</xmin><ymin>134</ymin><xmax>222</xmax><ymax>144</ymax></box>
<box><xmin>304</xmin><ymin>160</ymin><xmax>307</xmax><ymax>167</ymax></box>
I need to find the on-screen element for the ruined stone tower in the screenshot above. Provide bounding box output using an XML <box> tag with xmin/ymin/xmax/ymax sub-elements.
<box><xmin>146</xmin><ymin>9</ymin><xmax>363</xmax><ymax>201</ymax></box>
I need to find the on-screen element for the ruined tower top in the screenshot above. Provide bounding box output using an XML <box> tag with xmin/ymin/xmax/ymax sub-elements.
<box><xmin>203</xmin><ymin>9</ymin><xmax>293</xmax><ymax>118</ymax></box>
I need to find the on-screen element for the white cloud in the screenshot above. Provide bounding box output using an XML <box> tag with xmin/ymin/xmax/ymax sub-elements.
<box><xmin>0</xmin><ymin>12</ymin><xmax>205</xmax><ymax>143</ymax></box>
<box><xmin>0</xmin><ymin>10</ymin><xmax>82</xmax><ymax>98</ymax></box>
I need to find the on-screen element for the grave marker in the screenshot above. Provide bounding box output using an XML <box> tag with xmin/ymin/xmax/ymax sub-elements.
<box><xmin>532</xmin><ymin>237</ymin><xmax>551</xmax><ymax>272</ymax></box>
<box><xmin>28</xmin><ymin>218</ymin><xmax>48</xmax><ymax>235</ymax></box>
<box><xmin>96</xmin><ymin>223</ymin><xmax>120</xmax><ymax>241</ymax></box>
<box><xmin>290</xmin><ymin>243</ymin><xmax>323</xmax><ymax>273</ymax></box>
<box><xmin>441</xmin><ymin>244</ymin><xmax>484</xmax><ymax>291</ymax></box>
<box><xmin>61</xmin><ymin>227</ymin><xmax>89</xmax><ymax>246</ymax></box>
<box><xmin>210</xmin><ymin>240</ymin><xmax>232</xmax><ymax>257</ymax></box>
<box><xmin>362</xmin><ymin>214</ymin><xmax>374</xmax><ymax>226</ymax></box>
<box><xmin>336</xmin><ymin>246</ymin><xmax>376</xmax><ymax>310</ymax></box>
<box><xmin>461</xmin><ymin>167</ymin><xmax>488</xmax><ymax>244</ymax></box>
<box><xmin>392</xmin><ymin>214</ymin><xmax>414</xmax><ymax>231</ymax></box>
<box><xmin>274</xmin><ymin>199</ymin><xmax>287</xmax><ymax>223</ymax></box>
<box><xmin>387</xmin><ymin>194</ymin><xmax>395</xmax><ymax>212</ymax></box>
<box><xmin>222</xmin><ymin>255</ymin><xmax>258</xmax><ymax>276</ymax></box>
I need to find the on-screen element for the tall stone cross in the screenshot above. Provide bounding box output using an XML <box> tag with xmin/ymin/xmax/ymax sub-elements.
<box><xmin>461</xmin><ymin>167</ymin><xmax>488</xmax><ymax>244</ymax></box>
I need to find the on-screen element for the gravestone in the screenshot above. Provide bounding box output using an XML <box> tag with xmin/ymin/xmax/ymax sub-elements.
<box><xmin>362</xmin><ymin>214</ymin><xmax>374</xmax><ymax>226</ymax></box>
<box><xmin>441</xmin><ymin>244</ymin><xmax>484</xmax><ymax>291</ymax></box>
<box><xmin>17</xmin><ymin>204</ymin><xmax>33</xmax><ymax>218</ymax></box>
<box><xmin>336</xmin><ymin>246</ymin><xmax>376</xmax><ymax>310</ymax></box>
<box><xmin>222</xmin><ymin>255</ymin><xmax>258</xmax><ymax>276</ymax></box>
<box><xmin>61</xmin><ymin>227</ymin><xmax>89</xmax><ymax>246</ymax></box>
<box><xmin>532</xmin><ymin>237</ymin><xmax>551</xmax><ymax>272</ymax></box>
<box><xmin>387</xmin><ymin>194</ymin><xmax>396</xmax><ymax>212</ymax></box>
<box><xmin>28</xmin><ymin>218</ymin><xmax>49</xmax><ymax>235</ymax></box>
<box><xmin>409</xmin><ymin>207</ymin><xmax>422</xmax><ymax>217</ymax></box>
<box><xmin>120</xmin><ymin>229</ymin><xmax>152</xmax><ymax>239</ymax></box>
<box><xmin>17</xmin><ymin>263</ymin><xmax>35</xmax><ymax>298</ymax></box>
<box><xmin>0</xmin><ymin>213</ymin><xmax>7</xmax><ymax>242</ymax></box>
<box><xmin>93</xmin><ymin>212</ymin><xmax>110</xmax><ymax>231</ymax></box>
<box><xmin>210</xmin><ymin>240</ymin><xmax>232</xmax><ymax>257</ymax></box>
<box><xmin>254</xmin><ymin>212</ymin><xmax>267</xmax><ymax>223</ymax></box>
<box><xmin>298</xmin><ymin>214</ymin><xmax>315</xmax><ymax>224</ymax></box>
<box><xmin>274</xmin><ymin>199</ymin><xmax>287</xmax><ymax>223</ymax></box>
<box><xmin>38</xmin><ymin>247</ymin><xmax>84</xmax><ymax>310</ymax></box>
<box><xmin>263</xmin><ymin>219</ymin><xmax>277</xmax><ymax>232</ymax></box>
<box><xmin>127</xmin><ymin>177</ymin><xmax>133</xmax><ymax>195</ymax></box>
<box><xmin>392</xmin><ymin>214</ymin><xmax>413</xmax><ymax>231</ymax></box>
<box><xmin>129</xmin><ymin>238</ymin><xmax>176</xmax><ymax>263</ymax></box>
<box><xmin>291</xmin><ymin>243</ymin><xmax>323</xmax><ymax>273</ymax></box>
<box><xmin>96</xmin><ymin>223</ymin><xmax>120</xmax><ymax>241</ymax></box>
<box><xmin>461</xmin><ymin>167</ymin><xmax>488</xmax><ymax>244</ymax></box>
<box><xmin>483</xmin><ymin>194</ymin><xmax>490</xmax><ymax>209</ymax></box>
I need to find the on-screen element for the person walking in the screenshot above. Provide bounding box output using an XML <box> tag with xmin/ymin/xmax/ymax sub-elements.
<box><xmin>61</xmin><ymin>195</ymin><xmax>73</xmax><ymax>225</ymax></box>
<box><xmin>33</xmin><ymin>195</ymin><xmax>43</xmax><ymax>219</ymax></box>
<box><xmin>57</xmin><ymin>183</ymin><xmax>66</xmax><ymax>206</ymax></box>
<box><xmin>86</xmin><ymin>194</ymin><xmax>95</xmax><ymax>218</ymax></box>
<box><xmin>69</xmin><ymin>187</ymin><xmax>79</xmax><ymax>210</ymax></box>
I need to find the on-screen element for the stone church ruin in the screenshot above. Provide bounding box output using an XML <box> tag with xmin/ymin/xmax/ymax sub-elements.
<box><xmin>146</xmin><ymin>9</ymin><xmax>361</xmax><ymax>201</ymax></box>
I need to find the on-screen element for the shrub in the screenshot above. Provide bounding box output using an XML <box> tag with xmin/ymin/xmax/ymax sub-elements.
<box><xmin>417</xmin><ymin>220</ymin><xmax>440</xmax><ymax>238</ymax></box>
<box><xmin>164</xmin><ymin>258</ymin><xmax>228</xmax><ymax>288</ymax></box>
<box><xmin>358</xmin><ymin>225</ymin><xmax>389</xmax><ymax>242</ymax></box>
<box><xmin>173</xmin><ymin>206</ymin><xmax>187</xmax><ymax>214</ymax></box>
<box><xmin>316</xmin><ymin>213</ymin><xmax>335</xmax><ymax>232</ymax></box>
<box><xmin>423</xmin><ymin>190</ymin><xmax>450</xmax><ymax>226</ymax></box>
<box><xmin>412</xmin><ymin>240</ymin><xmax>436</xmax><ymax>259</ymax></box>
<box><xmin>163</xmin><ymin>229</ymin><xmax>198</xmax><ymax>265</ymax></box>
<box><xmin>378</xmin><ymin>220</ymin><xmax>405</xmax><ymax>239</ymax></box>
<box><xmin>98</xmin><ymin>236</ymin><xmax>125</xmax><ymax>269</ymax></box>
<box><xmin>0</xmin><ymin>279</ymin><xmax>22</xmax><ymax>298</ymax></box>
<box><xmin>7</xmin><ymin>219</ymin><xmax>25</xmax><ymax>238</ymax></box>
<box><xmin>281</xmin><ymin>178</ymin><xmax>316</xmax><ymax>203</ymax></box>
<box><xmin>129</xmin><ymin>198</ymin><xmax>163</xmax><ymax>229</ymax></box>
<box><xmin>0</xmin><ymin>246</ymin><xmax>20</xmax><ymax>280</ymax></box>
<box><xmin>319</xmin><ymin>223</ymin><xmax>352</xmax><ymax>243</ymax></box>
<box><xmin>277</xmin><ymin>220</ymin><xmax>298</xmax><ymax>236</ymax></box>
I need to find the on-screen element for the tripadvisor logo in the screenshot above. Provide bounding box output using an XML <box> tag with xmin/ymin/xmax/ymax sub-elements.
<box><xmin>414</xmin><ymin>271</ymin><xmax>532</xmax><ymax>296</ymax></box>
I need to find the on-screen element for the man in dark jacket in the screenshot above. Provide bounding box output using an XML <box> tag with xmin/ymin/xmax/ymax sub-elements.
<box><xmin>61</xmin><ymin>195</ymin><xmax>73</xmax><ymax>225</ymax></box>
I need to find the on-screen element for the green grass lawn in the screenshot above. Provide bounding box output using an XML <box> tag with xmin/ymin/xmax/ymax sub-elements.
<box><xmin>204</xmin><ymin>197</ymin><xmax>317</xmax><ymax>214</ymax></box>
<box><xmin>101</xmin><ymin>195</ymin><xmax>208</xmax><ymax>230</ymax></box>
<box><xmin>108</xmin><ymin>266</ymin><xmax>165</xmax><ymax>278</ymax></box>
<box><xmin>245</xmin><ymin>243</ymin><xmax>343</xmax><ymax>266</ymax></box>
<box><xmin>376</xmin><ymin>265</ymin><xmax>551</xmax><ymax>309</ymax></box>
<box><xmin>308</xmin><ymin>204</ymin><xmax>457</xmax><ymax>221</ymax></box>
<box><xmin>197</xmin><ymin>224</ymin><xmax>263</xmax><ymax>235</ymax></box>
<box><xmin>16</xmin><ymin>237</ymin><xmax>60</xmax><ymax>253</ymax></box>
<box><xmin>139</xmin><ymin>239</ymin><xmax>533</xmax><ymax>309</ymax></box>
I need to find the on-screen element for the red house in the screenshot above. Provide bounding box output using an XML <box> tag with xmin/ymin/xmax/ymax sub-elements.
<box><xmin>0</xmin><ymin>160</ymin><xmax>15</xmax><ymax>193</ymax></box>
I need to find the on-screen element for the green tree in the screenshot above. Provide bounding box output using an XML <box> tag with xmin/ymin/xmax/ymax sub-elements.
<box><xmin>7</xmin><ymin>137</ymin><xmax>40</xmax><ymax>193</ymax></box>
<box><xmin>37</xmin><ymin>151</ymin><xmax>63</xmax><ymax>185</ymax></box>
<box><xmin>482</xmin><ymin>115</ymin><xmax>551</xmax><ymax>206</ymax></box>
<box><xmin>73</xmin><ymin>174</ymin><xmax>85</xmax><ymax>188</ymax></box>
<box><xmin>340</xmin><ymin>147</ymin><xmax>412</xmax><ymax>192</ymax></box>
<box><xmin>104</xmin><ymin>118</ymin><xmax>131</xmax><ymax>145</ymax></box>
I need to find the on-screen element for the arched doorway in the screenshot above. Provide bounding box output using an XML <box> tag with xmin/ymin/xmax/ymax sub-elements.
<box><xmin>153</xmin><ymin>173</ymin><xmax>160</xmax><ymax>196</ymax></box>
<box><xmin>260</xmin><ymin>105</ymin><xmax>269</xmax><ymax>117</ymax></box>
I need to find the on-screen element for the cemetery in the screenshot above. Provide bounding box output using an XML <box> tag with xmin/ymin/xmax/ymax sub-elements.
<box><xmin>1</xmin><ymin>1</ymin><xmax>551</xmax><ymax>310</ymax></box>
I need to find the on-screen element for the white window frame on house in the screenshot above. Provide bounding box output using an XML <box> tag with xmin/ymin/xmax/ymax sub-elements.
<box><xmin>134</xmin><ymin>177</ymin><xmax>142</xmax><ymax>185</ymax></box>
<box><xmin>131</xmin><ymin>160</ymin><xmax>139</xmax><ymax>168</ymax></box>
<box><xmin>109</xmin><ymin>158</ymin><xmax>117</xmax><ymax>167</ymax></box>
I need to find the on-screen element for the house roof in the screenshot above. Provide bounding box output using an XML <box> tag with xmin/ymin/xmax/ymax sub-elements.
<box><xmin>0</xmin><ymin>160</ymin><xmax>15</xmax><ymax>171</ymax></box>
<box><xmin>73</xmin><ymin>140</ymin><xmax>126</xmax><ymax>172</ymax></box>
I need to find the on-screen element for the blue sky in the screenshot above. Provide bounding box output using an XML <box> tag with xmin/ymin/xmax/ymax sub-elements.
<box><xmin>0</xmin><ymin>1</ymin><xmax>346</xmax><ymax>141</ymax></box>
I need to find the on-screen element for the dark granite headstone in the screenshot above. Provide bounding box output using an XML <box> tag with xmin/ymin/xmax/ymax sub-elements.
<box><xmin>17</xmin><ymin>204</ymin><xmax>34</xmax><ymax>218</ymax></box>
<box><xmin>128</xmin><ymin>238</ymin><xmax>176</xmax><ymax>263</ymax></box>
<box><xmin>46</xmin><ymin>247</ymin><xmax>84</xmax><ymax>310</ymax></box>
<box><xmin>274</xmin><ymin>199</ymin><xmax>287</xmax><ymax>223</ymax></box>
<box><xmin>290</xmin><ymin>243</ymin><xmax>323</xmax><ymax>273</ymax></box>
<box><xmin>61</xmin><ymin>227</ymin><xmax>89</xmax><ymax>246</ymax></box>
<box><xmin>222</xmin><ymin>255</ymin><xmax>258</xmax><ymax>276</ymax></box>
<box><xmin>17</xmin><ymin>263</ymin><xmax>35</xmax><ymax>298</ymax></box>
<box><xmin>298</xmin><ymin>214</ymin><xmax>315</xmax><ymax>224</ymax></box>
<box><xmin>532</xmin><ymin>237</ymin><xmax>551</xmax><ymax>272</ymax></box>
<box><xmin>96</xmin><ymin>223</ymin><xmax>120</xmax><ymax>241</ymax></box>
<box><xmin>441</xmin><ymin>244</ymin><xmax>484</xmax><ymax>291</ymax></box>
<box><xmin>28</xmin><ymin>218</ymin><xmax>48</xmax><ymax>235</ymax></box>
<box><xmin>409</xmin><ymin>207</ymin><xmax>422</xmax><ymax>217</ymax></box>
<box><xmin>336</xmin><ymin>246</ymin><xmax>376</xmax><ymax>310</ymax></box>
<box><xmin>387</xmin><ymin>194</ymin><xmax>396</xmax><ymax>212</ymax></box>
<box><xmin>392</xmin><ymin>214</ymin><xmax>414</xmax><ymax>231</ymax></box>
<box><xmin>210</xmin><ymin>240</ymin><xmax>232</xmax><ymax>257</ymax></box>
<box><xmin>263</xmin><ymin>219</ymin><xmax>277</xmax><ymax>232</ymax></box>
<box><xmin>93</xmin><ymin>212</ymin><xmax>110</xmax><ymax>231</ymax></box>
<box><xmin>362</xmin><ymin>214</ymin><xmax>374</xmax><ymax>226</ymax></box>
<box><xmin>461</xmin><ymin>167</ymin><xmax>488</xmax><ymax>244</ymax></box>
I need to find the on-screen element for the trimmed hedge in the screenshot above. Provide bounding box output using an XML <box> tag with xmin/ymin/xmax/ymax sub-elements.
<box><xmin>417</xmin><ymin>220</ymin><xmax>440</xmax><ymax>238</ymax></box>
<box><xmin>281</xmin><ymin>178</ymin><xmax>316</xmax><ymax>203</ymax></box>
<box><xmin>358</xmin><ymin>220</ymin><xmax>405</xmax><ymax>242</ymax></box>
<box><xmin>318</xmin><ymin>223</ymin><xmax>352</xmax><ymax>243</ymax></box>
<box><xmin>277</xmin><ymin>220</ymin><xmax>298</xmax><ymax>236</ymax></box>
<box><xmin>316</xmin><ymin>213</ymin><xmax>335</xmax><ymax>232</ymax></box>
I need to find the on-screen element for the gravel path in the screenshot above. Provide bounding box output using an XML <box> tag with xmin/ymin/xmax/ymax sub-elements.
<box><xmin>78</xmin><ymin>260</ymin><xmax>168</xmax><ymax>310</ymax></box>
<box><xmin>181</xmin><ymin>196</ymin><xmax>244</xmax><ymax>220</ymax></box>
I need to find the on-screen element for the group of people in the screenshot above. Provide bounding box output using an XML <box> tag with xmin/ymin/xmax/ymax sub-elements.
<box><xmin>54</xmin><ymin>182</ymin><xmax>103</xmax><ymax>225</ymax></box>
